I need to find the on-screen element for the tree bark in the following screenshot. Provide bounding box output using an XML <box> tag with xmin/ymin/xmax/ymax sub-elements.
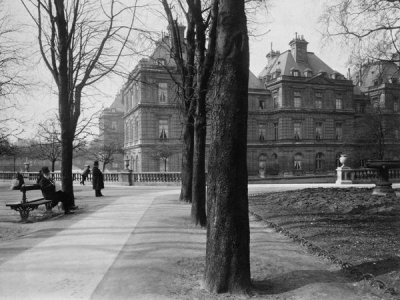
<box><xmin>191</xmin><ymin>107</ymin><xmax>206</xmax><ymax>226</ymax></box>
<box><xmin>56</xmin><ymin>0</ymin><xmax>75</xmax><ymax>205</ymax></box>
<box><xmin>179</xmin><ymin>115</ymin><xmax>194</xmax><ymax>202</ymax></box>
<box><xmin>204</xmin><ymin>0</ymin><xmax>251</xmax><ymax>294</ymax></box>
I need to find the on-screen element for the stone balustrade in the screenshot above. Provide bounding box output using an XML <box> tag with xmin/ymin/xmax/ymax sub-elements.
<box><xmin>335</xmin><ymin>167</ymin><xmax>400</xmax><ymax>184</ymax></box>
<box><xmin>0</xmin><ymin>171</ymin><xmax>181</xmax><ymax>185</ymax></box>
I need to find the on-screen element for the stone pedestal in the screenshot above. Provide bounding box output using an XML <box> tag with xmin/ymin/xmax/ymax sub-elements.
<box><xmin>335</xmin><ymin>167</ymin><xmax>352</xmax><ymax>184</ymax></box>
<box><xmin>119</xmin><ymin>171</ymin><xmax>132</xmax><ymax>186</ymax></box>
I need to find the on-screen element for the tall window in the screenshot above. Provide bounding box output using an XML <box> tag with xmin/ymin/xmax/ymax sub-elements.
<box><xmin>336</xmin><ymin>97</ymin><xmax>343</xmax><ymax>110</ymax></box>
<box><xmin>158</xmin><ymin>83</ymin><xmax>168</xmax><ymax>103</ymax></box>
<box><xmin>294</xmin><ymin>91</ymin><xmax>301</xmax><ymax>108</ymax></box>
<box><xmin>259</xmin><ymin>99</ymin><xmax>266</xmax><ymax>110</ymax></box>
<box><xmin>315</xmin><ymin>92</ymin><xmax>322</xmax><ymax>109</ymax></box>
<box><xmin>335</xmin><ymin>122</ymin><xmax>343</xmax><ymax>140</ymax></box>
<box><xmin>130</xmin><ymin>119</ymin><xmax>134</xmax><ymax>141</ymax></box>
<box><xmin>395</xmin><ymin>129</ymin><xmax>399</xmax><ymax>140</ymax></box>
<box><xmin>273</xmin><ymin>122</ymin><xmax>279</xmax><ymax>141</ymax></box>
<box><xmin>258</xmin><ymin>124</ymin><xmax>266</xmax><ymax>141</ymax></box>
<box><xmin>160</xmin><ymin>158</ymin><xmax>168</xmax><ymax>172</ymax></box>
<box><xmin>294</xmin><ymin>153</ymin><xmax>302</xmax><ymax>170</ymax></box>
<box><xmin>315</xmin><ymin>122</ymin><xmax>323</xmax><ymax>140</ymax></box>
<box><xmin>380</xmin><ymin>95</ymin><xmax>385</xmax><ymax>108</ymax></box>
<box><xmin>159</xmin><ymin>119</ymin><xmax>168</xmax><ymax>139</ymax></box>
<box><xmin>273</xmin><ymin>93</ymin><xmax>279</xmax><ymax>108</ymax></box>
<box><xmin>294</xmin><ymin>122</ymin><xmax>301</xmax><ymax>140</ymax></box>
<box><xmin>316</xmin><ymin>152</ymin><xmax>324</xmax><ymax>170</ymax></box>
<box><xmin>394</xmin><ymin>100</ymin><xmax>399</xmax><ymax>112</ymax></box>
<box><xmin>134</xmin><ymin>119</ymin><xmax>139</xmax><ymax>141</ymax></box>
<box><xmin>111</xmin><ymin>121</ymin><xmax>117</xmax><ymax>131</ymax></box>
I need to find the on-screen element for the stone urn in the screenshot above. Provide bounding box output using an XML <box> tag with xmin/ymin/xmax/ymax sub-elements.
<box><xmin>339</xmin><ymin>154</ymin><xmax>348</xmax><ymax>168</ymax></box>
<box><xmin>366</xmin><ymin>160</ymin><xmax>400</xmax><ymax>196</ymax></box>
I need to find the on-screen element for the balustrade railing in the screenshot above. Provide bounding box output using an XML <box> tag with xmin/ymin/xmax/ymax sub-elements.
<box><xmin>0</xmin><ymin>171</ymin><xmax>181</xmax><ymax>185</ymax></box>
<box><xmin>336</xmin><ymin>167</ymin><xmax>400</xmax><ymax>184</ymax></box>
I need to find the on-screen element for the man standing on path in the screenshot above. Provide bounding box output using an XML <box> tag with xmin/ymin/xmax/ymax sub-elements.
<box><xmin>92</xmin><ymin>161</ymin><xmax>104</xmax><ymax>197</ymax></box>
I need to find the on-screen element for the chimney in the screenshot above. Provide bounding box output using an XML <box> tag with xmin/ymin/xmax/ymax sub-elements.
<box><xmin>289</xmin><ymin>33</ymin><xmax>308</xmax><ymax>63</ymax></box>
<box><xmin>167</xmin><ymin>22</ymin><xmax>185</xmax><ymax>46</ymax></box>
<box><xmin>266</xmin><ymin>42</ymin><xmax>280</xmax><ymax>64</ymax></box>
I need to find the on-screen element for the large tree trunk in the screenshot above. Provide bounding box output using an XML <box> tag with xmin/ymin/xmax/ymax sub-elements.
<box><xmin>204</xmin><ymin>0</ymin><xmax>251</xmax><ymax>294</ymax></box>
<box><xmin>56</xmin><ymin>1</ymin><xmax>75</xmax><ymax>205</ymax></box>
<box><xmin>180</xmin><ymin>115</ymin><xmax>194</xmax><ymax>202</ymax></box>
<box><xmin>191</xmin><ymin>109</ymin><xmax>206</xmax><ymax>226</ymax></box>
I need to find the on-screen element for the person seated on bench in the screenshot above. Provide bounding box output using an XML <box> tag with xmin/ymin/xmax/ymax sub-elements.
<box><xmin>10</xmin><ymin>172</ymin><xmax>25</xmax><ymax>190</ymax></box>
<box><xmin>37</xmin><ymin>166</ymin><xmax>74</xmax><ymax>215</ymax></box>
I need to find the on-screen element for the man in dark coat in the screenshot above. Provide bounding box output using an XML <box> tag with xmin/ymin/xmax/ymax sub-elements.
<box><xmin>92</xmin><ymin>161</ymin><xmax>104</xmax><ymax>197</ymax></box>
<box><xmin>38</xmin><ymin>166</ymin><xmax>74</xmax><ymax>214</ymax></box>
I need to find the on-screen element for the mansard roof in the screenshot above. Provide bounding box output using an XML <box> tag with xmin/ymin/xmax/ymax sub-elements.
<box><xmin>354</xmin><ymin>61</ymin><xmax>400</xmax><ymax>91</ymax></box>
<box><xmin>259</xmin><ymin>46</ymin><xmax>339</xmax><ymax>79</ymax></box>
<box><xmin>248</xmin><ymin>70</ymin><xmax>264</xmax><ymax>90</ymax></box>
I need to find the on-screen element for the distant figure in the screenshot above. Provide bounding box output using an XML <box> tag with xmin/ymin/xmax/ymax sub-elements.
<box><xmin>36</xmin><ymin>170</ymin><xmax>43</xmax><ymax>184</ymax></box>
<box><xmin>38</xmin><ymin>166</ymin><xmax>74</xmax><ymax>215</ymax></box>
<box><xmin>10</xmin><ymin>172</ymin><xmax>25</xmax><ymax>190</ymax></box>
<box><xmin>92</xmin><ymin>161</ymin><xmax>104</xmax><ymax>197</ymax></box>
<box><xmin>80</xmin><ymin>165</ymin><xmax>91</xmax><ymax>185</ymax></box>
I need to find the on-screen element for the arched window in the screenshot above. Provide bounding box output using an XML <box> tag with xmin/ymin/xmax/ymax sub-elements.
<box><xmin>294</xmin><ymin>153</ymin><xmax>302</xmax><ymax>170</ymax></box>
<box><xmin>259</xmin><ymin>153</ymin><xmax>267</xmax><ymax>176</ymax></box>
<box><xmin>316</xmin><ymin>152</ymin><xmax>324</xmax><ymax>170</ymax></box>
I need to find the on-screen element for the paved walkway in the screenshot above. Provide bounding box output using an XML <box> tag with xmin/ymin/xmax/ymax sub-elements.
<box><xmin>0</xmin><ymin>184</ymin><xmax>384</xmax><ymax>299</ymax></box>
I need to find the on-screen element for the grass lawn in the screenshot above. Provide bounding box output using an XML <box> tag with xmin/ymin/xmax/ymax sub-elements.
<box><xmin>249</xmin><ymin>187</ymin><xmax>400</xmax><ymax>295</ymax></box>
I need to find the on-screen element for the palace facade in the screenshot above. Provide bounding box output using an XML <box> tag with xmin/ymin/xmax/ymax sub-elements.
<box><xmin>103</xmin><ymin>32</ymin><xmax>400</xmax><ymax>176</ymax></box>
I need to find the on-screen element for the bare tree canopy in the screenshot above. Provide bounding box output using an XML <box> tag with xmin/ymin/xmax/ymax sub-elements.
<box><xmin>322</xmin><ymin>0</ymin><xmax>400</xmax><ymax>65</ymax></box>
<box><xmin>22</xmin><ymin>0</ymin><xmax>138</xmax><ymax>202</ymax></box>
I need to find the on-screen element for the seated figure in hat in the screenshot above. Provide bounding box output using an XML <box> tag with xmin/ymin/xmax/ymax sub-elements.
<box><xmin>37</xmin><ymin>166</ymin><xmax>74</xmax><ymax>214</ymax></box>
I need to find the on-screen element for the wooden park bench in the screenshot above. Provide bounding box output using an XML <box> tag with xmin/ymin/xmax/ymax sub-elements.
<box><xmin>6</xmin><ymin>184</ymin><xmax>53</xmax><ymax>222</ymax></box>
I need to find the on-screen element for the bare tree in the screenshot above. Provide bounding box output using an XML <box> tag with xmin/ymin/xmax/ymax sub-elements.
<box><xmin>204</xmin><ymin>0</ymin><xmax>251</xmax><ymax>293</ymax></box>
<box><xmin>161</xmin><ymin>0</ymin><xmax>215</xmax><ymax>226</ymax></box>
<box><xmin>89</xmin><ymin>141</ymin><xmax>123</xmax><ymax>172</ymax></box>
<box><xmin>321</xmin><ymin>0</ymin><xmax>400</xmax><ymax>65</ymax></box>
<box><xmin>22</xmin><ymin>0</ymin><xmax>137</xmax><ymax>204</ymax></box>
<box><xmin>353</xmin><ymin>106</ymin><xmax>400</xmax><ymax>160</ymax></box>
<box><xmin>34</xmin><ymin>119</ymin><xmax>62</xmax><ymax>172</ymax></box>
<box><xmin>0</xmin><ymin>1</ymin><xmax>27</xmax><ymax>142</ymax></box>
<box><xmin>150</xmin><ymin>143</ymin><xmax>175</xmax><ymax>172</ymax></box>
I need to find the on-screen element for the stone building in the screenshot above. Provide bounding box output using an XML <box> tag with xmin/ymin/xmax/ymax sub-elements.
<box><xmin>117</xmin><ymin>32</ymin><xmax>400</xmax><ymax>176</ymax></box>
<box><xmin>251</xmin><ymin>34</ymin><xmax>358</xmax><ymax>176</ymax></box>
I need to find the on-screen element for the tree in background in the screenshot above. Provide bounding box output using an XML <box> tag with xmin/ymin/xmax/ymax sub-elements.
<box><xmin>22</xmin><ymin>0</ymin><xmax>137</xmax><ymax>203</ymax></box>
<box><xmin>0</xmin><ymin>0</ymin><xmax>27</xmax><ymax>143</ymax></box>
<box><xmin>204</xmin><ymin>0</ymin><xmax>251</xmax><ymax>293</ymax></box>
<box><xmin>161</xmin><ymin>0</ymin><xmax>216</xmax><ymax>226</ymax></box>
<box><xmin>353</xmin><ymin>106</ymin><xmax>400</xmax><ymax>160</ymax></box>
<box><xmin>89</xmin><ymin>141</ymin><xmax>123</xmax><ymax>172</ymax></box>
<box><xmin>322</xmin><ymin>0</ymin><xmax>400</xmax><ymax>65</ymax></box>
<box><xmin>150</xmin><ymin>143</ymin><xmax>175</xmax><ymax>172</ymax></box>
<box><xmin>34</xmin><ymin>119</ymin><xmax>62</xmax><ymax>172</ymax></box>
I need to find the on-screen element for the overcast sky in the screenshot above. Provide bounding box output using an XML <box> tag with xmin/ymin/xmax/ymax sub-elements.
<box><xmin>4</xmin><ymin>0</ymin><xmax>348</xmax><ymax>140</ymax></box>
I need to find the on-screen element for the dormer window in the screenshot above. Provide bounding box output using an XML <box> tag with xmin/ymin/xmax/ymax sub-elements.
<box><xmin>304</xmin><ymin>68</ymin><xmax>313</xmax><ymax>77</ymax></box>
<box><xmin>291</xmin><ymin>68</ymin><xmax>300</xmax><ymax>77</ymax></box>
